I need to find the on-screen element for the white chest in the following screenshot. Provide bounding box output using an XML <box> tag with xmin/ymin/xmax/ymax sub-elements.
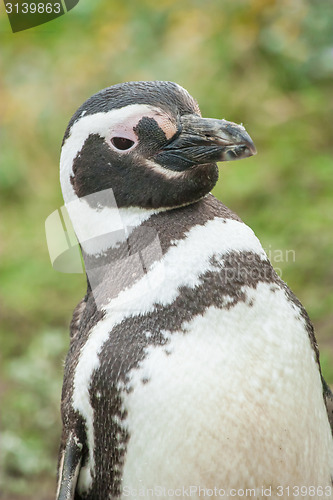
<box><xmin>72</xmin><ymin>216</ymin><xmax>333</xmax><ymax>498</ymax></box>
<box><xmin>121</xmin><ymin>283</ymin><xmax>333</xmax><ymax>496</ymax></box>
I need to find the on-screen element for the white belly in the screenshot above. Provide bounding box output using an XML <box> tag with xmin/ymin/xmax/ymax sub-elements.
<box><xmin>120</xmin><ymin>283</ymin><xmax>333</xmax><ymax>498</ymax></box>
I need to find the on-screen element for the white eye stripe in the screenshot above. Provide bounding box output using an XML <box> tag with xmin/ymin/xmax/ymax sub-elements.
<box><xmin>60</xmin><ymin>104</ymin><xmax>175</xmax><ymax>204</ymax></box>
<box><xmin>107</xmin><ymin>111</ymin><xmax>176</xmax><ymax>142</ymax></box>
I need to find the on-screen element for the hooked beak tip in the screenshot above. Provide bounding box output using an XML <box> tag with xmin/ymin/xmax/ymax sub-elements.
<box><xmin>245</xmin><ymin>141</ymin><xmax>257</xmax><ymax>157</ymax></box>
<box><xmin>223</xmin><ymin>139</ymin><xmax>257</xmax><ymax>162</ymax></box>
<box><xmin>221</xmin><ymin>124</ymin><xmax>257</xmax><ymax>162</ymax></box>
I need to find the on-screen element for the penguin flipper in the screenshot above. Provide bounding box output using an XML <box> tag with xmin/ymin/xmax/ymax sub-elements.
<box><xmin>56</xmin><ymin>432</ymin><xmax>83</xmax><ymax>500</ymax></box>
<box><xmin>323</xmin><ymin>378</ymin><xmax>333</xmax><ymax>434</ymax></box>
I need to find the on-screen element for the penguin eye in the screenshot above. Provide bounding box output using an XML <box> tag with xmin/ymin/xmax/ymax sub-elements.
<box><xmin>111</xmin><ymin>137</ymin><xmax>135</xmax><ymax>151</ymax></box>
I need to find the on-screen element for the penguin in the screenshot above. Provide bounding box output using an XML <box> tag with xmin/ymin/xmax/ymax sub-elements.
<box><xmin>56</xmin><ymin>81</ymin><xmax>333</xmax><ymax>500</ymax></box>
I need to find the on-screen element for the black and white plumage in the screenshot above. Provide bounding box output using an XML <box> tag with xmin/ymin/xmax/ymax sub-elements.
<box><xmin>56</xmin><ymin>81</ymin><xmax>333</xmax><ymax>500</ymax></box>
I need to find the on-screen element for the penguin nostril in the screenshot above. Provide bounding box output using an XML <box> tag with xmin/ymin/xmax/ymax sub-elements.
<box><xmin>111</xmin><ymin>137</ymin><xmax>135</xmax><ymax>151</ymax></box>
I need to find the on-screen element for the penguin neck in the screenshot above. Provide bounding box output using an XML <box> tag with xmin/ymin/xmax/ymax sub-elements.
<box><xmin>64</xmin><ymin>194</ymin><xmax>172</xmax><ymax>307</ymax></box>
<box><xmin>64</xmin><ymin>188</ymin><xmax>202</xmax><ymax>262</ymax></box>
<box><xmin>64</xmin><ymin>190</ymin><xmax>216</xmax><ymax>309</ymax></box>
<box><xmin>66</xmin><ymin>197</ymin><xmax>164</xmax><ymax>257</ymax></box>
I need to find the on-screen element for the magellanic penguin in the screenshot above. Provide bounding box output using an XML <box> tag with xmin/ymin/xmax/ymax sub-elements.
<box><xmin>56</xmin><ymin>81</ymin><xmax>333</xmax><ymax>500</ymax></box>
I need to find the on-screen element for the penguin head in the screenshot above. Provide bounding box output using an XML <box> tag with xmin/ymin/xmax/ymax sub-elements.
<box><xmin>60</xmin><ymin>81</ymin><xmax>256</xmax><ymax>210</ymax></box>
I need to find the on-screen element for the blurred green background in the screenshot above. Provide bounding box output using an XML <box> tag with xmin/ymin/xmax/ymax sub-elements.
<box><xmin>0</xmin><ymin>0</ymin><xmax>332</xmax><ymax>497</ymax></box>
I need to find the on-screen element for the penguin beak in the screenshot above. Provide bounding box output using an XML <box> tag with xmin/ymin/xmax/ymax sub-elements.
<box><xmin>155</xmin><ymin>114</ymin><xmax>256</xmax><ymax>171</ymax></box>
